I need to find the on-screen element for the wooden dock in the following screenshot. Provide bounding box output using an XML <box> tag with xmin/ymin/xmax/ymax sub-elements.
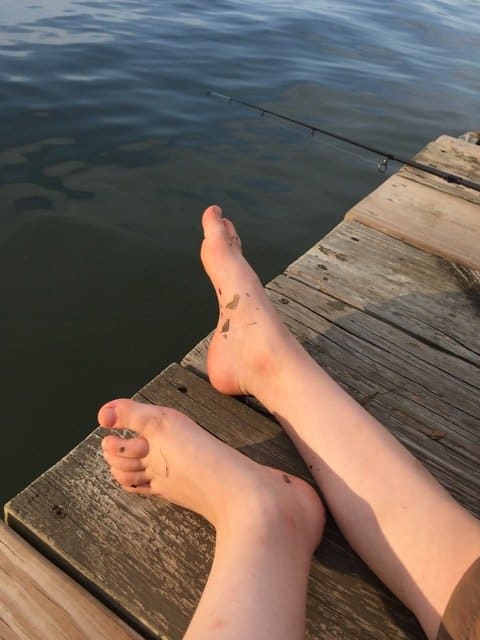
<box><xmin>3</xmin><ymin>134</ymin><xmax>480</xmax><ymax>639</ymax></box>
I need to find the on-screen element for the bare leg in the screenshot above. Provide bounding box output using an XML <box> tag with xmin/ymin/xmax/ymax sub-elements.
<box><xmin>201</xmin><ymin>204</ymin><xmax>480</xmax><ymax>640</ymax></box>
<box><xmin>99</xmin><ymin>399</ymin><xmax>325</xmax><ymax>640</ymax></box>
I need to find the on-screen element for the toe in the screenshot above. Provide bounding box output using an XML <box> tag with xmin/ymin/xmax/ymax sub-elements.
<box><xmin>101</xmin><ymin>433</ymin><xmax>149</xmax><ymax>458</ymax></box>
<box><xmin>201</xmin><ymin>205</ymin><xmax>230</xmax><ymax>242</ymax></box>
<box><xmin>103</xmin><ymin>451</ymin><xmax>146</xmax><ymax>472</ymax></box>
<box><xmin>98</xmin><ymin>399</ymin><xmax>168</xmax><ymax>438</ymax></box>
<box><xmin>223</xmin><ymin>217</ymin><xmax>242</xmax><ymax>249</ymax></box>
<box><xmin>111</xmin><ymin>468</ymin><xmax>150</xmax><ymax>488</ymax></box>
<box><xmin>124</xmin><ymin>484</ymin><xmax>152</xmax><ymax>496</ymax></box>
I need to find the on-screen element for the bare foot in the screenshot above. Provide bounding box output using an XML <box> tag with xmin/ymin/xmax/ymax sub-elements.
<box><xmin>99</xmin><ymin>398</ymin><xmax>324</xmax><ymax>550</ymax></box>
<box><xmin>200</xmin><ymin>205</ymin><xmax>301</xmax><ymax>397</ymax></box>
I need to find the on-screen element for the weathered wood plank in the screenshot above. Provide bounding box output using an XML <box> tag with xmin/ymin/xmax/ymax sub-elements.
<box><xmin>399</xmin><ymin>135</ymin><xmax>480</xmax><ymax>205</ymax></box>
<box><xmin>286</xmin><ymin>220</ymin><xmax>480</xmax><ymax>366</ymax></box>
<box><xmin>5</xmin><ymin>364</ymin><xmax>424</xmax><ymax>640</ymax></box>
<box><xmin>268</xmin><ymin>274</ymin><xmax>480</xmax><ymax>418</ymax></box>
<box><xmin>268</xmin><ymin>280</ymin><xmax>479</xmax><ymax>505</ymax></box>
<box><xmin>344</xmin><ymin>173</ymin><xmax>480</xmax><ymax>269</ymax></box>
<box><xmin>0</xmin><ymin>522</ymin><xmax>142</xmax><ymax>640</ymax></box>
<box><xmin>183</xmin><ymin>275</ymin><xmax>480</xmax><ymax>406</ymax></box>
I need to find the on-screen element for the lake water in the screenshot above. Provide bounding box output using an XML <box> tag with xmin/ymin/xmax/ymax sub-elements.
<box><xmin>1</xmin><ymin>0</ymin><xmax>479</xmax><ymax>506</ymax></box>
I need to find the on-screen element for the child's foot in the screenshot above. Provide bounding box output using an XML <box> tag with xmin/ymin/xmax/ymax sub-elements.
<box><xmin>200</xmin><ymin>205</ymin><xmax>301</xmax><ymax>397</ymax></box>
<box><xmin>99</xmin><ymin>398</ymin><xmax>324</xmax><ymax>550</ymax></box>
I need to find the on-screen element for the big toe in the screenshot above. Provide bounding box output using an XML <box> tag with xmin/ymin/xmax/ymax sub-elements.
<box><xmin>201</xmin><ymin>205</ymin><xmax>241</xmax><ymax>248</ymax></box>
<box><xmin>202</xmin><ymin>204</ymin><xmax>225</xmax><ymax>238</ymax></box>
<box><xmin>98</xmin><ymin>398</ymin><xmax>167</xmax><ymax>436</ymax></box>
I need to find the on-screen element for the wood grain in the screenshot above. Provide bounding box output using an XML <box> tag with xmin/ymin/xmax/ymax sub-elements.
<box><xmin>345</xmin><ymin>173</ymin><xmax>480</xmax><ymax>269</ymax></box>
<box><xmin>286</xmin><ymin>220</ymin><xmax>480</xmax><ymax>366</ymax></box>
<box><xmin>399</xmin><ymin>135</ymin><xmax>480</xmax><ymax>205</ymax></box>
<box><xmin>0</xmin><ymin>522</ymin><xmax>142</xmax><ymax>640</ymax></box>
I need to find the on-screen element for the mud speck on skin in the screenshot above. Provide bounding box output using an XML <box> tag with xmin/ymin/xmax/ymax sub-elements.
<box><xmin>221</xmin><ymin>319</ymin><xmax>230</xmax><ymax>333</ymax></box>
<box><xmin>226</xmin><ymin>293</ymin><xmax>240</xmax><ymax>310</ymax></box>
<box><xmin>282</xmin><ymin>474</ymin><xmax>291</xmax><ymax>484</ymax></box>
<box><xmin>218</xmin><ymin>288</ymin><xmax>222</xmax><ymax>295</ymax></box>
<box><xmin>119</xmin><ymin>446</ymin><xmax>125</xmax><ymax>453</ymax></box>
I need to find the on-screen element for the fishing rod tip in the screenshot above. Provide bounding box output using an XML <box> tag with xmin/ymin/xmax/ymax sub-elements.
<box><xmin>206</xmin><ymin>90</ymin><xmax>230</xmax><ymax>101</ymax></box>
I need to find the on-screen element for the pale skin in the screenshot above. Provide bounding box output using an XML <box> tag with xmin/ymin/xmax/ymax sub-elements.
<box><xmin>100</xmin><ymin>205</ymin><xmax>480</xmax><ymax>640</ymax></box>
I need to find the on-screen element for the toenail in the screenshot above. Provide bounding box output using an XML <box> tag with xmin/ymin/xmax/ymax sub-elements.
<box><xmin>102</xmin><ymin>406</ymin><xmax>117</xmax><ymax>425</ymax></box>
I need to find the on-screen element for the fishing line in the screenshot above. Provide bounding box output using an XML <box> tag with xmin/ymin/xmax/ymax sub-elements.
<box><xmin>271</xmin><ymin>108</ymin><xmax>381</xmax><ymax>171</ymax></box>
<box><xmin>207</xmin><ymin>90</ymin><xmax>480</xmax><ymax>192</ymax></box>
<box><xmin>311</xmin><ymin>132</ymin><xmax>386</xmax><ymax>171</ymax></box>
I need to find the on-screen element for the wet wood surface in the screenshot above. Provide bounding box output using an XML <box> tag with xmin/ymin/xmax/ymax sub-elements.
<box><xmin>4</xmin><ymin>135</ymin><xmax>480</xmax><ymax>639</ymax></box>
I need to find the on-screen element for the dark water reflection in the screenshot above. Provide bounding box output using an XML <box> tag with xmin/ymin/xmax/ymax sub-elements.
<box><xmin>1</xmin><ymin>0</ymin><xmax>479</xmax><ymax>504</ymax></box>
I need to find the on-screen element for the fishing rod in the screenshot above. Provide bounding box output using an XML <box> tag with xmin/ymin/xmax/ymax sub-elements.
<box><xmin>207</xmin><ymin>90</ymin><xmax>480</xmax><ymax>193</ymax></box>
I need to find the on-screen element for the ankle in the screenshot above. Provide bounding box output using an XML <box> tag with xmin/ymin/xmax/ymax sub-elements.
<box><xmin>214</xmin><ymin>470</ymin><xmax>325</xmax><ymax>555</ymax></box>
<box><xmin>247</xmin><ymin>332</ymin><xmax>308</xmax><ymax>402</ymax></box>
